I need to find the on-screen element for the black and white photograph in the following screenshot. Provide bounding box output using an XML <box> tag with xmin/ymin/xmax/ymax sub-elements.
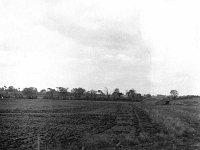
<box><xmin>1</xmin><ymin>0</ymin><xmax>200</xmax><ymax>149</ymax></box>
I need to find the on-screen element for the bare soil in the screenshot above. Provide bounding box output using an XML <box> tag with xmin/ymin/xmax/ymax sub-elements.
<box><xmin>0</xmin><ymin>99</ymin><xmax>197</xmax><ymax>149</ymax></box>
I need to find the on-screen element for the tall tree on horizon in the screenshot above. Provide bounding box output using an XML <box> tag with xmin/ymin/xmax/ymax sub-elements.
<box><xmin>170</xmin><ymin>90</ymin><xmax>178</xmax><ymax>99</ymax></box>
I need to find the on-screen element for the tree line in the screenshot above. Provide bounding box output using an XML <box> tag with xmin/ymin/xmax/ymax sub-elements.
<box><xmin>0</xmin><ymin>86</ymin><xmax>145</xmax><ymax>101</ymax></box>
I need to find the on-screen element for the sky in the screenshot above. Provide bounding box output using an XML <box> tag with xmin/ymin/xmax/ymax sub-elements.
<box><xmin>0</xmin><ymin>0</ymin><xmax>200</xmax><ymax>95</ymax></box>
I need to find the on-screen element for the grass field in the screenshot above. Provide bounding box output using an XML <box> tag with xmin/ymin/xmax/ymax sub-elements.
<box><xmin>139</xmin><ymin>98</ymin><xmax>200</xmax><ymax>149</ymax></box>
<box><xmin>0</xmin><ymin>99</ymin><xmax>200</xmax><ymax>149</ymax></box>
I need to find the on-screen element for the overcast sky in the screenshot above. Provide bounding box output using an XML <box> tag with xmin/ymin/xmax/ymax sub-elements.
<box><xmin>0</xmin><ymin>0</ymin><xmax>200</xmax><ymax>95</ymax></box>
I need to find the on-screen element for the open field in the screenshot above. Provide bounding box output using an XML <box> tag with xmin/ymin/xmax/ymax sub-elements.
<box><xmin>0</xmin><ymin>99</ymin><xmax>200</xmax><ymax>149</ymax></box>
<box><xmin>139</xmin><ymin>98</ymin><xmax>200</xmax><ymax>149</ymax></box>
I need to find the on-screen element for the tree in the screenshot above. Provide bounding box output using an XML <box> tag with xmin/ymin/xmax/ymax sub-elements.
<box><xmin>97</xmin><ymin>90</ymin><xmax>104</xmax><ymax>95</ymax></box>
<box><xmin>39</xmin><ymin>89</ymin><xmax>46</xmax><ymax>99</ymax></box>
<box><xmin>40</xmin><ymin>89</ymin><xmax>46</xmax><ymax>94</ymax></box>
<box><xmin>89</xmin><ymin>89</ymin><xmax>97</xmax><ymax>100</ymax></box>
<box><xmin>8</xmin><ymin>86</ymin><xmax>15</xmax><ymax>92</ymax></box>
<box><xmin>126</xmin><ymin>89</ymin><xmax>136</xmax><ymax>101</ymax></box>
<box><xmin>22</xmin><ymin>87</ymin><xmax>38</xmax><ymax>99</ymax></box>
<box><xmin>0</xmin><ymin>87</ymin><xmax>5</xmax><ymax>99</ymax></box>
<box><xmin>45</xmin><ymin>88</ymin><xmax>57</xmax><ymax>99</ymax></box>
<box><xmin>135</xmin><ymin>93</ymin><xmax>143</xmax><ymax>101</ymax></box>
<box><xmin>7</xmin><ymin>86</ymin><xmax>19</xmax><ymax>98</ymax></box>
<box><xmin>56</xmin><ymin>87</ymin><xmax>69</xmax><ymax>99</ymax></box>
<box><xmin>144</xmin><ymin>94</ymin><xmax>151</xmax><ymax>98</ymax></box>
<box><xmin>97</xmin><ymin>90</ymin><xmax>104</xmax><ymax>99</ymax></box>
<box><xmin>40</xmin><ymin>89</ymin><xmax>46</xmax><ymax>93</ymax></box>
<box><xmin>104</xmin><ymin>87</ymin><xmax>110</xmax><ymax>100</ymax></box>
<box><xmin>0</xmin><ymin>86</ymin><xmax>22</xmax><ymax>99</ymax></box>
<box><xmin>71</xmin><ymin>87</ymin><xmax>86</xmax><ymax>99</ymax></box>
<box><xmin>112</xmin><ymin>88</ymin><xmax>123</xmax><ymax>99</ymax></box>
<box><xmin>170</xmin><ymin>90</ymin><xmax>178</xmax><ymax>99</ymax></box>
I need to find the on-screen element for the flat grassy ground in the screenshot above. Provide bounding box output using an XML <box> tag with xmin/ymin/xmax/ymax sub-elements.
<box><xmin>0</xmin><ymin>99</ymin><xmax>200</xmax><ymax>149</ymax></box>
<box><xmin>139</xmin><ymin>98</ymin><xmax>200</xmax><ymax>149</ymax></box>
